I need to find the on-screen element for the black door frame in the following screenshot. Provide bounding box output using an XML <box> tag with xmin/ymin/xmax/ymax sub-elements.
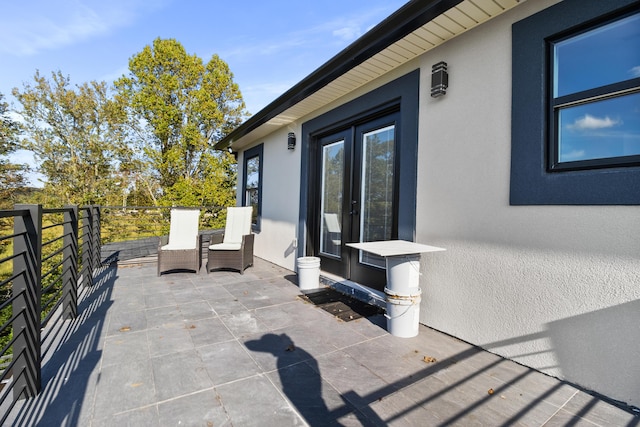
<box><xmin>298</xmin><ymin>69</ymin><xmax>420</xmax><ymax>290</ymax></box>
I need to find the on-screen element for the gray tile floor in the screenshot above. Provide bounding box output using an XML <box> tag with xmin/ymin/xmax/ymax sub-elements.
<box><xmin>5</xmin><ymin>257</ymin><xmax>638</xmax><ymax>426</ymax></box>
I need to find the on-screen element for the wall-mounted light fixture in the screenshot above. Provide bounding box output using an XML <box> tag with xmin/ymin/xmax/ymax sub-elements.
<box><xmin>430</xmin><ymin>61</ymin><xmax>448</xmax><ymax>98</ymax></box>
<box><xmin>287</xmin><ymin>132</ymin><xmax>296</xmax><ymax>150</ymax></box>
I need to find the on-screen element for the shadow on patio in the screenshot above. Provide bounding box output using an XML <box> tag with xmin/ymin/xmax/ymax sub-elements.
<box><xmin>4</xmin><ymin>255</ymin><xmax>639</xmax><ymax>426</ymax></box>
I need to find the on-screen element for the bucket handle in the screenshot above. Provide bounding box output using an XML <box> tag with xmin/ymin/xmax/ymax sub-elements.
<box><xmin>384</xmin><ymin>298</ymin><xmax>420</xmax><ymax>320</ymax></box>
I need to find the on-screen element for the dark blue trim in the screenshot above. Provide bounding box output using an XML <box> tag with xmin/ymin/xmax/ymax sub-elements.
<box><xmin>298</xmin><ymin>70</ymin><xmax>420</xmax><ymax>258</ymax></box>
<box><xmin>242</xmin><ymin>144</ymin><xmax>263</xmax><ymax>231</ymax></box>
<box><xmin>510</xmin><ymin>0</ymin><xmax>640</xmax><ymax>205</ymax></box>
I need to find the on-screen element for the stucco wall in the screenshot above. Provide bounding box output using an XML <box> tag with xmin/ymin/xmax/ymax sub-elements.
<box><xmin>415</xmin><ymin>0</ymin><xmax>640</xmax><ymax>407</ymax></box>
<box><xmin>238</xmin><ymin>128</ymin><xmax>301</xmax><ymax>271</ymax></box>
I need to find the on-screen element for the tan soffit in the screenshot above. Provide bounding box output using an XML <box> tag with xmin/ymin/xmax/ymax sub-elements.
<box><xmin>232</xmin><ymin>0</ymin><xmax>522</xmax><ymax>149</ymax></box>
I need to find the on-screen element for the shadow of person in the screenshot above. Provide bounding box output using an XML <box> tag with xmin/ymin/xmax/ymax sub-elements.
<box><xmin>246</xmin><ymin>333</ymin><xmax>347</xmax><ymax>426</ymax></box>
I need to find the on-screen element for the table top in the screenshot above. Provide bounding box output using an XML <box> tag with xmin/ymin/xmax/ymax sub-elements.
<box><xmin>346</xmin><ymin>240</ymin><xmax>446</xmax><ymax>257</ymax></box>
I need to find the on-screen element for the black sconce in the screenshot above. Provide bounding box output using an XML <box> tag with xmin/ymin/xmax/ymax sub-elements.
<box><xmin>287</xmin><ymin>132</ymin><xmax>296</xmax><ymax>150</ymax></box>
<box><xmin>430</xmin><ymin>61</ymin><xmax>448</xmax><ymax>98</ymax></box>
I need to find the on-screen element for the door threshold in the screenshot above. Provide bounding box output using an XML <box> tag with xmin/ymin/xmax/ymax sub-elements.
<box><xmin>319</xmin><ymin>271</ymin><xmax>386</xmax><ymax>309</ymax></box>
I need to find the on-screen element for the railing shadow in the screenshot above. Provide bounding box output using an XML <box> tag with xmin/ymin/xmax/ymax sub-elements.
<box><xmin>6</xmin><ymin>257</ymin><xmax>118</xmax><ymax>426</ymax></box>
<box><xmin>246</xmin><ymin>307</ymin><xmax>639</xmax><ymax>427</ymax></box>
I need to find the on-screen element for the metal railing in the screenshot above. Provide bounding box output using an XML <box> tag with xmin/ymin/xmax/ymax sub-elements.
<box><xmin>0</xmin><ymin>203</ymin><xmax>225</xmax><ymax>422</ymax></box>
<box><xmin>0</xmin><ymin>205</ymin><xmax>101</xmax><ymax>420</ymax></box>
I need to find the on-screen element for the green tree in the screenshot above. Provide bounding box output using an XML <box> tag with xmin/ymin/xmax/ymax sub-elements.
<box><xmin>115</xmin><ymin>38</ymin><xmax>245</xmax><ymax>206</ymax></box>
<box><xmin>12</xmin><ymin>71</ymin><xmax>133</xmax><ymax>206</ymax></box>
<box><xmin>0</xmin><ymin>92</ymin><xmax>28</xmax><ymax>208</ymax></box>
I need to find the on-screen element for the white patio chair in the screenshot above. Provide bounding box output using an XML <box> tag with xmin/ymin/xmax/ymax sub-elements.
<box><xmin>157</xmin><ymin>208</ymin><xmax>202</xmax><ymax>276</ymax></box>
<box><xmin>207</xmin><ymin>206</ymin><xmax>254</xmax><ymax>274</ymax></box>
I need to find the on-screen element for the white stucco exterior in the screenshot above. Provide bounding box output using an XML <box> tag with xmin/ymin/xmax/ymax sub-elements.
<box><xmin>237</xmin><ymin>127</ymin><xmax>302</xmax><ymax>271</ymax></box>
<box><xmin>414</xmin><ymin>1</ymin><xmax>640</xmax><ymax>406</ymax></box>
<box><xmin>235</xmin><ymin>0</ymin><xmax>640</xmax><ymax>408</ymax></box>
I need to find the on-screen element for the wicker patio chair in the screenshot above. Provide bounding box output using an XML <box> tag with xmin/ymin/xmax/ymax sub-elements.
<box><xmin>157</xmin><ymin>208</ymin><xmax>202</xmax><ymax>276</ymax></box>
<box><xmin>207</xmin><ymin>206</ymin><xmax>254</xmax><ymax>274</ymax></box>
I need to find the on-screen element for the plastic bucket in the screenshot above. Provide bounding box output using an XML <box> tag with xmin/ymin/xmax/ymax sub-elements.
<box><xmin>384</xmin><ymin>288</ymin><xmax>421</xmax><ymax>338</ymax></box>
<box><xmin>297</xmin><ymin>257</ymin><xmax>321</xmax><ymax>291</ymax></box>
<box><xmin>385</xmin><ymin>254</ymin><xmax>421</xmax><ymax>295</ymax></box>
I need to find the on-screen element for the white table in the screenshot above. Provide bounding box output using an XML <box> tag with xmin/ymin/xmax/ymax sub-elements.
<box><xmin>346</xmin><ymin>240</ymin><xmax>445</xmax><ymax>338</ymax></box>
<box><xmin>347</xmin><ymin>240</ymin><xmax>445</xmax><ymax>294</ymax></box>
<box><xmin>347</xmin><ymin>240</ymin><xmax>445</xmax><ymax>337</ymax></box>
<box><xmin>346</xmin><ymin>240</ymin><xmax>445</xmax><ymax>257</ymax></box>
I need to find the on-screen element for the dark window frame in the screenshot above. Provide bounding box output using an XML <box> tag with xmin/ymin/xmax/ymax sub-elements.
<box><xmin>548</xmin><ymin>10</ymin><xmax>640</xmax><ymax>172</ymax></box>
<box><xmin>242</xmin><ymin>143</ymin><xmax>263</xmax><ymax>232</ymax></box>
<box><xmin>510</xmin><ymin>0</ymin><xmax>640</xmax><ymax>205</ymax></box>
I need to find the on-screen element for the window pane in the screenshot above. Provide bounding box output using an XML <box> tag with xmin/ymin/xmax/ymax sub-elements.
<box><xmin>320</xmin><ymin>141</ymin><xmax>344</xmax><ymax>257</ymax></box>
<box><xmin>554</xmin><ymin>12</ymin><xmax>640</xmax><ymax>97</ymax></box>
<box><xmin>245</xmin><ymin>156</ymin><xmax>259</xmax><ymax>225</ymax></box>
<box><xmin>360</xmin><ymin>125</ymin><xmax>394</xmax><ymax>268</ymax></box>
<box><xmin>558</xmin><ymin>92</ymin><xmax>640</xmax><ymax>163</ymax></box>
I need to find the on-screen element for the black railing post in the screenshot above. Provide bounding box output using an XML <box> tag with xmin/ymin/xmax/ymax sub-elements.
<box><xmin>62</xmin><ymin>206</ymin><xmax>78</xmax><ymax>319</ymax></box>
<box><xmin>12</xmin><ymin>204</ymin><xmax>42</xmax><ymax>400</ymax></box>
<box><xmin>92</xmin><ymin>206</ymin><xmax>101</xmax><ymax>272</ymax></box>
<box><xmin>81</xmin><ymin>207</ymin><xmax>93</xmax><ymax>286</ymax></box>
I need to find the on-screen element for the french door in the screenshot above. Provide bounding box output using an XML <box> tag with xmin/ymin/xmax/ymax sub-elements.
<box><xmin>314</xmin><ymin>112</ymin><xmax>399</xmax><ymax>291</ymax></box>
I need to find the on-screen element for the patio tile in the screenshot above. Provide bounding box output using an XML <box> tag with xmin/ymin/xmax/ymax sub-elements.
<box><xmin>215</xmin><ymin>375</ymin><xmax>305</xmax><ymax>426</ymax></box>
<box><xmin>186</xmin><ymin>316</ymin><xmax>235</xmax><ymax>347</ymax></box>
<box><xmin>101</xmin><ymin>330</ymin><xmax>149</xmax><ymax>366</ymax></box>
<box><xmin>198</xmin><ymin>340</ymin><xmax>262</xmax><ymax>385</ymax></box>
<box><xmin>243</xmin><ymin>331</ymin><xmax>315</xmax><ymax>372</ymax></box>
<box><xmin>105</xmin><ymin>309</ymin><xmax>147</xmax><ymax>336</ymax></box>
<box><xmin>207</xmin><ymin>296</ymin><xmax>248</xmax><ymax>316</ymax></box>
<box><xmin>147</xmin><ymin>325</ymin><xmax>195</xmax><ymax>357</ymax></box>
<box><xmin>151</xmin><ymin>350</ymin><xmax>213</xmax><ymax>401</ymax></box>
<box><xmin>143</xmin><ymin>291</ymin><xmax>176</xmax><ymax>309</ymax></box>
<box><xmin>144</xmin><ymin>305</ymin><xmax>182</xmax><ymax>329</ymax></box>
<box><xmin>178</xmin><ymin>300</ymin><xmax>216</xmax><ymax>321</ymax></box>
<box><xmin>560</xmin><ymin>390</ymin><xmax>639</xmax><ymax>426</ymax></box>
<box><xmin>314</xmin><ymin>350</ymin><xmax>390</xmax><ymax>406</ymax></box>
<box><xmin>157</xmin><ymin>389</ymin><xmax>231</xmax><ymax>426</ymax></box>
<box><xmin>197</xmin><ymin>283</ymin><xmax>235</xmax><ymax>300</ymax></box>
<box><xmin>172</xmin><ymin>288</ymin><xmax>203</xmax><ymax>304</ymax></box>
<box><xmin>266</xmin><ymin>360</ymin><xmax>368</xmax><ymax>426</ymax></box>
<box><xmin>92</xmin><ymin>405</ymin><xmax>160</xmax><ymax>427</ymax></box>
<box><xmin>219</xmin><ymin>311</ymin><xmax>270</xmax><ymax>338</ymax></box>
<box><xmin>367</xmin><ymin>389</ymin><xmax>442</xmax><ymax>426</ymax></box>
<box><xmin>92</xmin><ymin>359</ymin><xmax>156</xmax><ymax>420</ymax></box>
<box><xmin>5</xmin><ymin>256</ymin><xmax>638</xmax><ymax>427</ymax></box>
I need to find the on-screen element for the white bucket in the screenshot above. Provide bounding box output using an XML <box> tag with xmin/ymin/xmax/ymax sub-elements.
<box><xmin>385</xmin><ymin>254</ymin><xmax>421</xmax><ymax>295</ymax></box>
<box><xmin>297</xmin><ymin>257</ymin><xmax>321</xmax><ymax>291</ymax></box>
<box><xmin>384</xmin><ymin>288</ymin><xmax>421</xmax><ymax>338</ymax></box>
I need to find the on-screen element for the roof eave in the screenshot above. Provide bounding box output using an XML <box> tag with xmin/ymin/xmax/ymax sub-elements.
<box><xmin>214</xmin><ymin>0</ymin><xmax>464</xmax><ymax>151</ymax></box>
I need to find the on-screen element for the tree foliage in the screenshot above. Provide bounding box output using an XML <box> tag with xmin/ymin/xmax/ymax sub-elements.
<box><xmin>115</xmin><ymin>38</ymin><xmax>245</xmax><ymax>207</ymax></box>
<box><xmin>12</xmin><ymin>71</ymin><xmax>133</xmax><ymax>206</ymax></box>
<box><xmin>0</xmin><ymin>92</ymin><xmax>28</xmax><ymax>208</ymax></box>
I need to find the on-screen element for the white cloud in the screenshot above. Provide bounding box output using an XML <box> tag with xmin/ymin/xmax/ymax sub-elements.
<box><xmin>0</xmin><ymin>1</ymin><xmax>162</xmax><ymax>56</ymax></box>
<box><xmin>560</xmin><ymin>149</ymin><xmax>586</xmax><ymax>161</ymax></box>
<box><xmin>567</xmin><ymin>114</ymin><xmax>621</xmax><ymax>131</ymax></box>
<box><xmin>630</xmin><ymin>66</ymin><xmax>640</xmax><ymax>78</ymax></box>
<box><xmin>332</xmin><ymin>26</ymin><xmax>362</xmax><ymax>42</ymax></box>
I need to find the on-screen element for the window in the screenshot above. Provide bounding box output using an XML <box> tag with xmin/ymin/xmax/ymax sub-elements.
<box><xmin>550</xmin><ymin>12</ymin><xmax>640</xmax><ymax>170</ymax></box>
<box><xmin>242</xmin><ymin>144</ymin><xmax>263</xmax><ymax>231</ymax></box>
<box><xmin>511</xmin><ymin>0</ymin><xmax>640</xmax><ymax>205</ymax></box>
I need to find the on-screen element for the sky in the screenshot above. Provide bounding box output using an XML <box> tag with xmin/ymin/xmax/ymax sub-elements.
<box><xmin>0</xmin><ymin>0</ymin><xmax>408</xmax><ymax>184</ymax></box>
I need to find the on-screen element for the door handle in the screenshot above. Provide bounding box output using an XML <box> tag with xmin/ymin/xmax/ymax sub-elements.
<box><xmin>350</xmin><ymin>200</ymin><xmax>358</xmax><ymax>215</ymax></box>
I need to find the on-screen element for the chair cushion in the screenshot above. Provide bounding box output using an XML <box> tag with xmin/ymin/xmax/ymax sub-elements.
<box><xmin>209</xmin><ymin>242</ymin><xmax>242</xmax><ymax>251</ymax></box>
<box><xmin>222</xmin><ymin>206</ymin><xmax>253</xmax><ymax>244</ymax></box>
<box><xmin>167</xmin><ymin>208</ymin><xmax>200</xmax><ymax>249</ymax></box>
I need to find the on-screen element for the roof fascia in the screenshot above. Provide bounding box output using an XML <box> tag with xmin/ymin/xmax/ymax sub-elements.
<box><xmin>215</xmin><ymin>0</ymin><xmax>464</xmax><ymax>150</ymax></box>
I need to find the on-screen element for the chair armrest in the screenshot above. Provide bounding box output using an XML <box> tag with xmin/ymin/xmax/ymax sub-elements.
<box><xmin>209</xmin><ymin>233</ymin><xmax>224</xmax><ymax>245</ymax></box>
<box><xmin>159</xmin><ymin>235</ymin><xmax>169</xmax><ymax>249</ymax></box>
<box><xmin>242</xmin><ymin>233</ymin><xmax>255</xmax><ymax>248</ymax></box>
